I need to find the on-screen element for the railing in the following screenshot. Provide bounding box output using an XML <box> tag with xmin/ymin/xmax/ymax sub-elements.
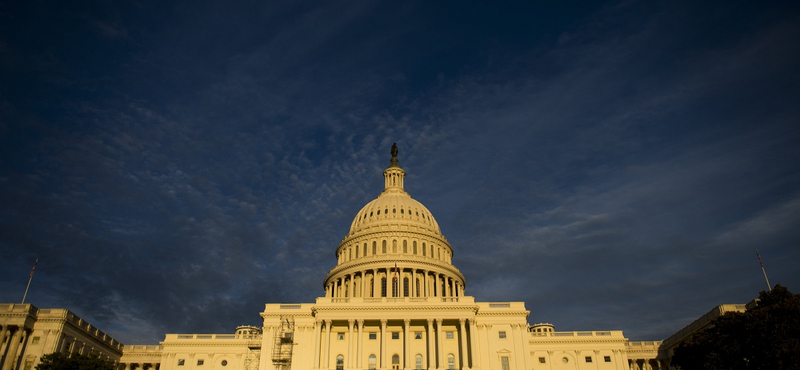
<box><xmin>530</xmin><ymin>331</ymin><xmax>619</xmax><ymax>338</ymax></box>
<box><xmin>171</xmin><ymin>334</ymin><xmax>242</xmax><ymax>340</ymax></box>
<box><xmin>317</xmin><ymin>296</ymin><xmax>472</xmax><ymax>304</ymax></box>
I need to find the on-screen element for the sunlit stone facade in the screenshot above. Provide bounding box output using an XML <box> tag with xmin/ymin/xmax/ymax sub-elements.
<box><xmin>0</xmin><ymin>304</ymin><xmax>124</xmax><ymax>370</ymax></box>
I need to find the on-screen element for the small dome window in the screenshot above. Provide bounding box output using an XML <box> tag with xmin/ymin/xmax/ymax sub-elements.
<box><xmin>400</xmin><ymin>209</ymin><xmax>404</xmax><ymax>214</ymax></box>
<box><xmin>385</xmin><ymin>208</ymin><xmax>388</xmax><ymax>214</ymax></box>
<box><xmin>393</xmin><ymin>208</ymin><xmax>396</xmax><ymax>214</ymax></box>
<box><xmin>370</xmin><ymin>211</ymin><xmax>373</xmax><ymax>217</ymax></box>
<box><xmin>377</xmin><ymin>210</ymin><xmax>381</xmax><ymax>215</ymax></box>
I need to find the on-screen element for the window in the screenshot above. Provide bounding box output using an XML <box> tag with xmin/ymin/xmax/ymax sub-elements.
<box><xmin>403</xmin><ymin>240</ymin><xmax>407</xmax><ymax>253</ymax></box>
<box><xmin>381</xmin><ymin>277</ymin><xmax>387</xmax><ymax>297</ymax></box>
<box><xmin>373</xmin><ymin>242</ymin><xmax>376</xmax><ymax>255</ymax></box>
<box><xmin>423</xmin><ymin>243</ymin><xmax>426</xmax><ymax>256</ymax></box>
<box><xmin>369</xmin><ymin>332</ymin><xmax>377</xmax><ymax>340</ymax></box>
<box><xmin>382</xmin><ymin>241</ymin><xmax>387</xmax><ymax>253</ymax></box>
<box><xmin>177</xmin><ymin>360</ymin><xmax>185</xmax><ymax>366</ymax></box>
<box><xmin>585</xmin><ymin>356</ymin><xmax>592</xmax><ymax>363</ymax></box>
<box><xmin>413</xmin><ymin>241</ymin><xmax>417</xmax><ymax>254</ymax></box>
<box><xmin>445</xmin><ymin>331</ymin><xmax>454</xmax><ymax>339</ymax></box>
<box><xmin>391</xmin><ymin>354</ymin><xmax>400</xmax><ymax>370</ymax></box>
<box><xmin>391</xmin><ymin>332</ymin><xmax>399</xmax><ymax>340</ymax></box>
<box><xmin>414</xmin><ymin>332</ymin><xmax>422</xmax><ymax>339</ymax></box>
<box><xmin>338</xmin><ymin>333</ymin><xmax>345</xmax><ymax>340</ymax></box>
<box><xmin>538</xmin><ymin>357</ymin><xmax>546</xmax><ymax>364</ymax></box>
<box><xmin>604</xmin><ymin>356</ymin><xmax>612</xmax><ymax>363</ymax></box>
<box><xmin>415</xmin><ymin>354</ymin><xmax>423</xmax><ymax>370</ymax></box>
<box><xmin>368</xmin><ymin>355</ymin><xmax>377</xmax><ymax>370</ymax></box>
<box><xmin>501</xmin><ymin>356</ymin><xmax>510</xmax><ymax>370</ymax></box>
<box><xmin>336</xmin><ymin>355</ymin><xmax>344</xmax><ymax>370</ymax></box>
<box><xmin>403</xmin><ymin>277</ymin><xmax>409</xmax><ymax>297</ymax></box>
<box><xmin>220</xmin><ymin>360</ymin><xmax>228</xmax><ymax>367</ymax></box>
<box><xmin>197</xmin><ymin>360</ymin><xmax>204</xmax><ymax>366</ymax></box>
<box><xmin>447</xmin><ymin>354</ymin><xmax>455</xmax><ymax>370</ymax></box>
<box><xmin>498</xmin><ymin>331</ymin><xmax>506</xmax><ymax>339</ymax></box>
<box><xmin>31</xmin><ymin>337</ymin><xmax>40</xmax><ymax>344</ymax></box>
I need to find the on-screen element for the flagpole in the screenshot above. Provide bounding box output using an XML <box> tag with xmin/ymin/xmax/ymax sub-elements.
<box><xmin>756</xmin><ymin>249</ymin><xmax>771</xmax><ymax>292</ymax></box>
<box><xmin>22</xmin><ymin>258</ymin><xmax>38</xmax><ymax>304</ymax></box>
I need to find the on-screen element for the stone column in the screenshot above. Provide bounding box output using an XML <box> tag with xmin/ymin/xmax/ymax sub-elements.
<box><xmin>372</xmin><ymin>270</ymin><xmax>378</xmax><ymax>298</ymax></box>
<box><xmin>357</xmin><ymin>320</ymin><xmax>364</xmax><ymax>370</ymax></box>
<box><xmin>380</xmin><ymin>319</ymin><xmax>388</xmax><ymax>370</ymax></box>
<box><xmin>2</xmin><ymin>328</ymin><xmax>21</xmax><ymax>370</ymax></box>
<box><xmin>313</xmin><ymin>320</ymin><xmax>322</xmax><ymax>369</ymax></box>
<box><xmin>513</xmin><ymin>324</ymin><xmax>527</xmax><ymax>370</ymax></box>
<box><xmin>361</xmin><ymin>273</ymin><xmax>366</xmax><ymax>298</ymax></box>
<box><xmin>468</xmin><ymin>319</ymin><xmax>478</xmax><ymax>369</ymax></box>
<box><xmin>0</xmin><ymin>326</ymin><xmax>9</xmax><ymax>357</ymax></box>
<box><xmin>324</xmin><ymin>320</ymin><xmax>332</xmax><ymax>370</ymax></box>
<box><xmin>349</xmin><ymin>274</ymin><xmax>355</xmax><ymax>298</ymax></box>
<box><xmin>459</xmin><ymin>319</ymin><xmax>468</xmax><ymax>370</ymax></box>
<box><xmin>422</xmin><ymin>270</ymin><xmax>428</xmax><ymax>297</ymax></box>
<box><xmin>411</xmin><ymin>270</ymin><xmax>416</xmax><ymax>297</ymax></box>
<box><xmin>426</xmin><ymin>319</ymin><xmax>434</xmax><ymax>370</ymax></box>
<box><xmin>435</xmin><ymin>319</ymin><xmax>444</xmax><ymax>370</ymax></box>
<box><xmin>348</xmin><ymin>319</ymin><xmax>355</xmax><ymax>369</ymax></box>
<box><xmin>404</xmin><ymin>319</ymin><xmax>411</xmax><ymax>369</ymax></box>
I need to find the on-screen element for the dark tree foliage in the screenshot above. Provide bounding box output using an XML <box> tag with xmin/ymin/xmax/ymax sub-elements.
<box><xmin>671</xmin><ymin>284</ymin><xmax>800</xmax><ymax>370</ymax></box>
<box><xmin>35</xmin><ymin>353</ymin><xmax>116</xmax><ymax>370</ymax></box>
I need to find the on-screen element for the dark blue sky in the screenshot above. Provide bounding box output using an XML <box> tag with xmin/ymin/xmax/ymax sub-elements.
<box><xmin>1</xmin><ymin>1</ymin><xmax>799</xmax><ymax>344</ymax></box>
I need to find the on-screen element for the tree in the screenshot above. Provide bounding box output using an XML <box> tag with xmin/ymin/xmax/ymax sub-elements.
<box><xmin>671</xmin><ymin>284</ymin><xmax>800</xmax><ymax>370</ymax></box>
<box><xmin>35</xmin><ymin>353</ymin><xmax>116</xmax><ymax>370</ymax></box>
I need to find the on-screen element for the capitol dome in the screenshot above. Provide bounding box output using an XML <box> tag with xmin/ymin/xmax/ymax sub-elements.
<box><xmin>322</xmin><ymin>144</ymin><xmax>466</xmax><ymax>300</ymax></box>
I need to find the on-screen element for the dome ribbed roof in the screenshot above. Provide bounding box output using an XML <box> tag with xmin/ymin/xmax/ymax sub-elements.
<box><xmin>348</xmin><ymin>187</ymin><xmax>442</xmax><ymax>236</ymax></box>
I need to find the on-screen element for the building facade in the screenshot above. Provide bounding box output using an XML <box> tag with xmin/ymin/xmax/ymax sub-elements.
<box><xmin>0</xmin><ymin>304</ymin><xmax>124</xmax><ymax>370</ymax></box>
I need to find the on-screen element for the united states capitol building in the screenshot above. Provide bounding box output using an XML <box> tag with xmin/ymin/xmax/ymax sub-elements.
<box><xmin>2</xmin><ymin>146</ymin><xmax>743</xmax><ymax>370</ymax></box>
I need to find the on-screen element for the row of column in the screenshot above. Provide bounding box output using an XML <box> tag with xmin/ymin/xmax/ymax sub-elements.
<box><xmin>311</xmin><ymin>318</ymin><xmax>476</xmax><ymax>370</ymax></box>
<box><xmin>119</xmin><ymin>363</ymin><xmax>159</xmax><ymax>370</ymax></box>
<box><xmin>1</xmin><ymin>325</ymin><xmax>32</xmax><ymax>370</ymax></box>
<box><xmin>326</xmin><ymin>268</ymin><xmax>464</xmax><ymax>299</ymax></box>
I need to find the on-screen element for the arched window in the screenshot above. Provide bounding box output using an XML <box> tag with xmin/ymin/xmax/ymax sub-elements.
<box><xmin>349</xmin><ymin>248</ymin><xmax>352</xmax><ymax>260</ymax></box>
<box><xmin>415</xmin><ymin>279</ymin><xmax>420</xmax><ymax>297</ymax></box>
<box><xmin>355</xmin><ymin>246</ymin><xmax>359</xmax><ymax>258</ymax></box>
<box><xmin>363</xmin><ymin>243</ymin><xmax>367</xmax><ymax>257</ymax></box>
<box><xmin>370</xmin><ymin>278</ymin><xmax>375</xmax><ymax>297</ymax></box>
<box><xmin>381</xmin><ymin>277</ymin><xmax>387</xmax><ymax>297</ymax></box>
<box><xmin>392</xmin><ymin>354</ymin><xmax>400</xmax><ymax>370</ymax></box>
<box><xmin>392</xmin><ymin>276</ymin><xmax>399</xmax><ymax>297</ymax></box>
<box><xmin>422</xmin><ymin>243</ymin><xmax>426</xmax><ymax>256</ymax></box>
<box><xmin>413</xmin><ymin>241</ymin><xmax>417</xmax><ymax>254</ymax></box>
<box><xmin>415</xmin><ymin>354</ymin><xmax>423</xmax><ymax>370</ymax></box>
<box><xmin>392</xmin><ymin>240</ymin><xmax>397</xmax><ymax>253</ymax></box>
<box><xmin>447</xmin><ymin>354</ymin><xmax>455</xmax><ymax>369</ymax></box>
<box><xmin>403</xmin><ymin>277</ymin><xmax>409</xmax><ymax>297</ymax></box>
<box><xmin>372</xmin><ymin>241</ymin><xmax>377</xmax><ymax>255</ymax></box>
<box><xmin>336</xmin><ymin>355</ymin><xmax>344</xmax><ymax>370</ymax></box>
<box><xmin>403</xmin><ymin>240</ymin><xmax>407</xmax><ymax>254</ymax></box>
<box><xmin>382</xmin><ymin>240</ymin><xmax>387</xmax><ymax>254</ymax></box>
<box><xmin>368</xmin><ymin>355</ymin><xmax>377</xmax><ymax>370</ymax></box>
